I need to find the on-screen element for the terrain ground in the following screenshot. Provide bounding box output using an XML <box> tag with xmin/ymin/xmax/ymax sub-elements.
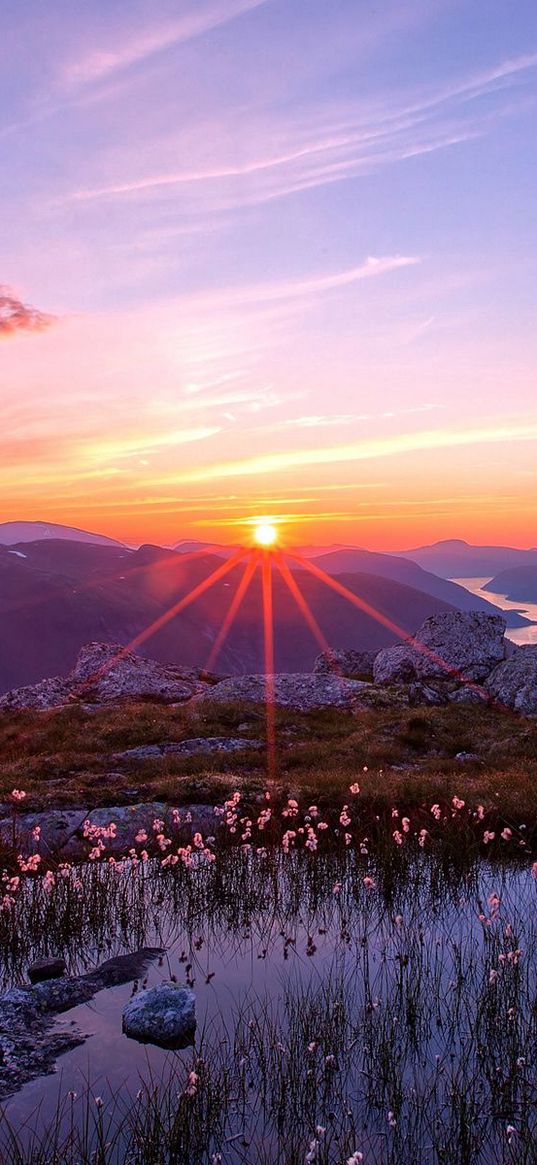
<box><xmin>1</xmin><ymin>698</ymin><xmax>536</xmax><ymax>827</ymax></box>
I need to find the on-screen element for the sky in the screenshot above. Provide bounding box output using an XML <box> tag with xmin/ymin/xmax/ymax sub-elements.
<box><xmin>1</xmin><ymin>0</ymin><xmax>536</xmax><ymax>549</ymax></box>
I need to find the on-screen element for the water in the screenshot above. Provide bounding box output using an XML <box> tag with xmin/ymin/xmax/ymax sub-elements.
<box><xmin>1</xmin><ymin>851</ymin><xmax>536</xmax><ymax>1163</ymax></box>
<box><xmin>452</xmin><ymin>576</ymin><xmax>537</xmax><ymax>645</ymax></box>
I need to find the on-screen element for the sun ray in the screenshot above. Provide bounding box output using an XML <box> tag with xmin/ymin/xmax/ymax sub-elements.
<box><xmin>261</xmin><ymin>550</ymin><xmax>277</xmax><ymax>782</ymax></box>
<box><xmin>274</xmin><ymin>551</ymin><xmax>334</xmax><ymax>660</ymax></box>
<box><xmin>72</xmin><ymin>547</ymin><xmax>250</xmax><ymax>696</ymax></box>
<box><xmin>286</xmin><ymin>550</ymin><xmax>487</xmax><ymax>688</ymax></box>
<box><xmin>205</xmin><ymin>550</ymin><xmax>260</xmax><ymax>672</ymax></box>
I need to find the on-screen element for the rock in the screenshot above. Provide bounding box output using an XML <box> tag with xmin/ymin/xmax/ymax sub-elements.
<box><xmin>455</xmin><ymin>751</ymin><xmax>480</xmax><ymax>762</ymax></box>
<box><xmin>313</xmin><ymin>649</ymin><xmax>378</xmax><ymax>679</ymax></box>
<box><xmin>199</xmin><ymin>673</ymin><xmax>370</xmax><ymax>712</ymax></box>
<box><xmin>28</xmin><ymin>957</ymin><xmax>66</xmax><ymax>984</ymax></box>
<box><xmin>0</xmin><ymin>642</ymin><xmax>215</xmax><ymax>712</ymax></box>
<box><xmin>0</xmin><ymin>808</ymin><xmax>87</xmax><ymax>855</ymax></box>
<box><xmin>113</xmin><ymin>736</ymin><xmax>263</xmax><ymax>763</ymax></box>
<box><xmin>0</xmin><ymin>948</ymin><xmax>163</xmax><ymax>1099</ymax></box>
<box><xmin>448</xmin><ymin>686</ymin><xmax>490</xmax><ymax>706</ymax></box>
<box><xmin>373</xmin><ymin>644</ymin><xmax>419</xmax><ymax>684</ymax></box>
<box><xmin>412</xmin><ymin>612</ymin><xmax>507</xmax><ymax>682</ymax></box>
<box><xmin>408</xmin><ymin>683</ymin><xmax>447</xmax><ymax>707</ymax></box>
<box><xmin>122</xmin><ymin>984</ymin><xmax>196</xmax><ymax>1049</ymax></box>
<box><xmin>486</xmin><ymin>646</ymin><xmax>537</xmax><ymax>715</ymax></box>
<box><xmin>0</xmin><ymin>676</ymin><xmax>72</xmax><ymax>712</ymax></box>
<box><xmin>373</xmin><ymin>612</ymin><xmax>507</xmax><ymax>687</ymax></box>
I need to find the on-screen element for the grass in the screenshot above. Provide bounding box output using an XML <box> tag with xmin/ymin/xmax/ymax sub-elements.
<box><xmin>0</xmin><ymin>698</ymin><xmax>537</xmax><ymax>824</ymax></box>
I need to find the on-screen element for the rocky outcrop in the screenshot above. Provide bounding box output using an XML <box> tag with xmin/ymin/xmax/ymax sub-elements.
<box><xmin>374</xmin><ymin>612</ymin><xmax>508</xmax><ymax>686</ymax></box>
<box><xmin>313</xmin><ymin>649</ymin><xmax>378</xmax><ymax>679</ymax></box>
<box><xmin>122</xmin><ymin>984</ymin><xmax>196</xmax><ymax>1049</ymax></box>
<box><xmin>486</xmin><ymin>646</ymin><xmax>537</xmax><ymax>715</ymax></box>
<box><xmin>0</xmin><ymin>642</ymin><xmax>218</xmax><ymax>711</ymax></box>
<box><xmin>199</xmin><ymin>673</ymin><xmax>371</xmax><ymax>713</ymax></box>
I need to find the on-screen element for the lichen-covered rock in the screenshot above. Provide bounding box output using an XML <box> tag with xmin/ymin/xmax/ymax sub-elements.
<box><xmin>313</xmin><ymin>649</ymin><xmax>378</xmax><ymax>679</ymax></box>
<box><xmin>373</xmin><ymin>612</ymin><xmax>507</xmax><ymax>686</ymax></box>
<box><xmin>486</xmin><ymin>646</ymin><xmax>537</xmax><ymax>715</ymax></box>
<box><xmin>69</xmin><ymin>643</ymin><xmax>205</xmax><ymax>703</ymax></box>
<box><xmin>412</xmin><ymin>612</ymin><xmax>507</xmax><ymax>682</ymax></box>
<box><xmin>373</xmin><ymin>644</ymin><xmax>419</xmax><ymax>684</ymax></box>
<box><xmin>0</xmin><ymin>643</ymin><xmax>215</xmax><ymax>712</ymax></box>
<box><xmin>0</xmin><ymin>676</ymin><xmax>72</xmax><ymax>711</ymax></box>
<box><xmin>113</xmin><ymin>736</ymin><xmax>263</xmax><ymax>763</ymax></box>
<box><xmin>122</xmin><ymin>984</ymin><xmax>196</xmax><ymax>1049</ymax></box>
<box><xmin>199</xmin><ymin>673</ymin><xmax>370</xmax><ymax>712</ymax></box>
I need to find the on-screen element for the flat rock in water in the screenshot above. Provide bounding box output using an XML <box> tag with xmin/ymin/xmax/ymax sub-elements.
<box><xmin>199</xmin><ymin>673</ymin><xmax>370</xmax><ymax>712</ymax></box>
<box><xmin>122</xmin><ymin>983</ymin><xmax>196</xmax><ymax>1049</ymax></box>
<box><xmin>28</xmin><ymin>957</ymin><xmax>66</xmax><ymax>984</ymax></box>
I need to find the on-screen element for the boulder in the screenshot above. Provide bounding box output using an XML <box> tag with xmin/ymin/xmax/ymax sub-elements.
<box><xmin>313</xmin><ymin>649</ymin><xmax>378</xmax><ymax>679</ymax></box>
<box><xmin>69</xmin><ymin>643</ymin><xmax>206</xmax><ymax>703</ymax></box>
<box><xmin>486</xmin><ymin>646</ymin><xmax>537</xmax><ymax>715</ymax></box>
<box><xmin>373</xmin><ymin>644</ymin><xmax>419</xmax><ymax>684</ymax></box>
<box><xmin>374</xmin><ymin>612</ymin><xmax>507</xmax><ymax>687</ymax></box>
<box><xmin>122</xmin><ymin>984</ymin><xmax>196</xmax><ymax>1049</ymax></box>
<box><xmin>0</xmin><ymin>642</ymin><xmax>214</xmax><ymax>712</ymax></box>
<box><xmin>199</xmin><ymin>673</ymin><xmax>370</xmax><ymax>713</ymax></box>
<box><xmin>412</xmin><ymin>612</ymin><xmax>507</xmax><ymax>682</ymax></box>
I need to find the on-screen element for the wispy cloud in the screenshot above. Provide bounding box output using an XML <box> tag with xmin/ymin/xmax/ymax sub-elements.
<box><xmin>171</xmin><ymin>419</ymin><xmax>537</xmax><ymax>484</ymax></box>
<box><xmin>62</xmin><ymin>50</ymin><xmax>537</xmax><ymax>213</ymax></box>
<box><xmin>0</xmin><ymin>286</ymin><xmax>55</xmax><ymax>338</ymax></box>
<box><xmin>62</xmin><ymin>0</ymin><xmax>270</xmax><ymax>88</ymax></box>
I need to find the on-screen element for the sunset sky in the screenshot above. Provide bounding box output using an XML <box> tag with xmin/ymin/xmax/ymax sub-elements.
<box><xmin>1</xmin><ymin>0</ymin><xmax>536</xmax><ymax>549</ymax></box>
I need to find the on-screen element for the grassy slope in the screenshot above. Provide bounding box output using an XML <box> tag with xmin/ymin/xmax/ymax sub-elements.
<box><xmin>0</xmin><ymin>698</ymin><xmax>536</xmax><ymax>823</ymax></box>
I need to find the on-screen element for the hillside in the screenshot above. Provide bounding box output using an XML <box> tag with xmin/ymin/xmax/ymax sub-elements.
<box><xmin>484</xmin><ymin>565</ymin><xmax>537</xmax><ymax>602</ymax></box>
<box><xmin>0</xmin><ymin>521</ymin><xmax>125</xmax><ymax>548</ymax></box>
<box><xmin>393</xmin><ymin>538</ymin><xmax>537</xmax><ymax>579</ymax></box>
<box><xmin>0</xmin><ymin>539</ymin><xmax>460</xmax><ymax>693</ymax></box>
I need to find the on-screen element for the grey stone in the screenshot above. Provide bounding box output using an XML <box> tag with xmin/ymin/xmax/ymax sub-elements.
<box><xmin>373</xmin><ymin>612</ymin><xmax>508</xmax><ymax>687</ymax></box>
<box><xmin>28</xmin><ymin>957</ymin><xmax>66</xmax><ymax>984</ymax></box>
<box><xmin>486</xmin><ymin>645</ymin><xmax>537</xmax><ymax>715</ymax></box>
<box><xmin>113</xmin><ymin>736</ymin><xmax>263</xmax><ymax>763</ymax></box>
<box><xmin>199</xmin><ymin>673</ymin><xmax>370</xmax><ymax>713</ymax></box>
<box><xmin>122</xmin><ymin>983</ymin><xmax>196</xmax><ymax>1049</ymax></box>
<box><xmin>448</xmin><ymin>686</ymin><xmax>490</xmax><ymax>706</ymax></box>
<box><xmin>408</xmin><ymin>683</ymin><xmax>448</xmax><ymax>707</ymax></box>
<box><xmin>313</xmin><ymin>649</ymin><xmax>378</xmax><ymax>679</ymax></box>
<box><xmin>373</xmin><ymin>644</ymin><xmax>419</xmax><ymax>684</ymax></box>
<box><xmin>412</xmin><ymin>612</ymin><xmax>507</xmax><ymax>682</ymax></box>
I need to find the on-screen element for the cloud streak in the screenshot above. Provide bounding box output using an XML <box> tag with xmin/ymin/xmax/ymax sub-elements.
<box><xmin>0</xmin><ymin>287</ymin><xmax>55</xmax><ymax>339</ymax></box>
<box><xmin>62</xmin><ymin>0</ymin><xmax>270</xmax><ymax>88</ymax></box>
<box><xmin>171</xmin><ymin>419</ymin><xmax>537</xmax><ymax>484</ymax></box>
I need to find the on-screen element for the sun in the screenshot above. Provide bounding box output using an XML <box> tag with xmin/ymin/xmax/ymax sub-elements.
<box><xmin>253</xmin><ymin>522</ymin><xmax>278</xmax><ymax>547</ymax></box>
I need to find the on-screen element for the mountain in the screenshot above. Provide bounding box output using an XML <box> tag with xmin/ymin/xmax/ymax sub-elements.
<box><xmin>292</xmin><ymin>547</ymin><xmax>528</xmax><ymax>629</ymax></box>
<box><xmin>0</xmin><ymin>538</ymin><xmax>462</xmax><ymax>694</ymax></box>
<box><xmin>0</xmin><ymin>521</ymin><xmax>125</xmax><ymax>548</ymax></box>
<box><xmin>173</xmin><ymin>539</ymin><xmax>239</xmax><ymax>557</ymax></box>
<box><xmin>391</xmin><ymin>539</ymin><xmax>537</xmax><ymax>579</ymax></box>
<box><xmin>484</xmin><ymin>566</ymin><xmax>537</xmax><ymax>603</ymax></box>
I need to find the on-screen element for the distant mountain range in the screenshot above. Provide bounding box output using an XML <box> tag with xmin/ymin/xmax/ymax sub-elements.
<box><xmin>0</xmin><ymin>533</ymin><xmax>532</xmax><ymax>695</ymax></box>
<box><xmin>0</xmin><ymin>521</ymin><xmax>125</xmax><ymax>548</ymax></box>
<box><xmin>391</xmin><ymin>538</ymin><xmax>537</xmax><ymax>579</ymax></box>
